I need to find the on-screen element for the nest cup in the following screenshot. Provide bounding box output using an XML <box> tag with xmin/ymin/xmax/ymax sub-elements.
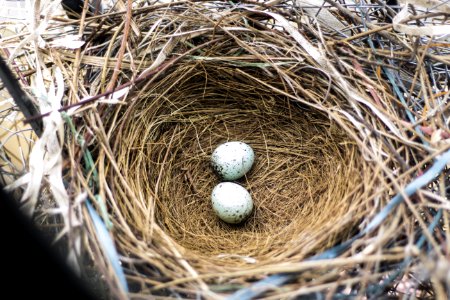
<box><xmin>113</xmin><ymin>62</ymin><xmax>366</xmax><ymax>269</ymax></box>
<box><xmin>101</xmin><ymin>5</ymin><xmax>378</xmax><ymax>286</ymax></box>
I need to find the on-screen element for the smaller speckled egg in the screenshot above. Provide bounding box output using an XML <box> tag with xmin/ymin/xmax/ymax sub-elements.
<box><xmin>211</xmin><ymin>182</ymin><xmax>253</xmax><ymax>224</ymax></box>
<box><xmin>211</xmin><ymin>141</ymin><xmax>255</xmax><ymax>181</ymax></box>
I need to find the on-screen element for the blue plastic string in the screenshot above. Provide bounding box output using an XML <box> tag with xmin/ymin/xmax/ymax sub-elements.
<box><xmin>86</xmin><ymin>201</ymin><xmax>129</xmax><ymax>293</ymax></box>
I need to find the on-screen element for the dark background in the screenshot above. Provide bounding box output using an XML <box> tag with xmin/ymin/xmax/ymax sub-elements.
<box><xmin>0</xmin><ymin>188</ymin><xmax>95</xmax><ymax>299</ymax></box>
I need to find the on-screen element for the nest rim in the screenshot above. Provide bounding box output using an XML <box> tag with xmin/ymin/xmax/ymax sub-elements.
<box><xmin>106</xmin><ymin>60</ymin><xmax>374</xmax><ymax>273</ymax></box>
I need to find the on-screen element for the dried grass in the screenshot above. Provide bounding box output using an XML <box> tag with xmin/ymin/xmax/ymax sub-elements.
<box><xmin>112</xmin><ymin>62</ymin><xmax>367</xmax><ymax>268</ymax></box>
<box><xmin>2</xmin><ymin>0</ymin><xmax>450</xmax><ymax>299</ymax></box>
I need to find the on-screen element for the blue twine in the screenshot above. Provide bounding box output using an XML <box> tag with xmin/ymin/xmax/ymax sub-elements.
<box><xmin>86</xmin><ymin>201</ymin><xmax>129</xmax><ymax>293</ymax></box>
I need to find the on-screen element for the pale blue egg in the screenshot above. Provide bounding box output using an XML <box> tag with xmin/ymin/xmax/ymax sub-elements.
<box><xmin>211</xmin><ymin>141</ymin><xmax>255</xmax><ymax>181</ymax></box>
<box><xmin>211</xmin><ymin>182</ymin><xmax>253</xmax><ymax>224</ymax></box>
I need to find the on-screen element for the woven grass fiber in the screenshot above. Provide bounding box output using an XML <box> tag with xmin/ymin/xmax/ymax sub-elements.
<box><xmin>99</xmin><ymin>2</ymin><xmax>374</xmax><ymax>292</ymax></box>
<box><xmin>115</xmin><ymin>62</ymin><xmax>365</xmax><ymax>264</ymax></box>
<box><xmin>2</xmin><ymin>0</ymin><xmax>450</xmax><ymax>299</ymax></box>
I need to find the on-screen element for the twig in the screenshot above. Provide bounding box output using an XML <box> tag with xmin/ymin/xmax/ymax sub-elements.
<box><xmin>106</xmin><ymin>0</ymin><xmax>133</xmax><ymax>92</ymax></box>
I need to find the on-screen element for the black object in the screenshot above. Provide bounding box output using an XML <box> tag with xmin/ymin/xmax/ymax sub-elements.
<box><xmin>0</xmin><ymin>56</ymin><xmax>95</xmax><ymax>298</ymax></box>
<box><xmin>386</xmin><ymin>0</ymin><xmax>399</xmax><ymax>9</ymax></box>
<box><xmin>62</xmin><ymin>0</ymin><xmax>102</xmax><ymax>17</ymax></box>
<box><xmin>0</xmin><ymin>17</ymin><xmax>98</xmax><ymax>300</ymax></box>
<box><xmin>0</xmin><ymin>188</ymin><xmax>96</xmax><ymax>300</ymax></box>
<box><xmin>0</xmin><ymin>55</ymin><xmax>42</xmax><ymax>136</ymax></box>
<box><xmin>61</xmin><ymin>0</ymin><xmax>85</xmax><ymax>15</ymax></box>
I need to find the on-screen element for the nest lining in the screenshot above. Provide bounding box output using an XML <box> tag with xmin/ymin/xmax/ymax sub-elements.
<box><xmin>109</xmin><ymin>62</ymin><xmax>369</xmax><ymax>269</ymax></box>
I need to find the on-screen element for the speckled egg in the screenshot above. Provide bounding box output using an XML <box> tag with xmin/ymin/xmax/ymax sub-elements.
<box><xmin>211</xmin><ymin>182</ymin><xmax>253</xmax><ymax>224</ymax></box>
<box><xmin>211</xmin><ymin>141</ymin><xmax>255</xmax><ymax>181</ymax></box>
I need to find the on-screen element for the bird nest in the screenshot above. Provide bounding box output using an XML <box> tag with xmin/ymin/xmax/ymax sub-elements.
<box><xmin>2</xmin><ymin>0</ymin><xmax>450</xmax><ymax>299</ymax></box>
<box><xmin>113</xmin><ymin>61</ymin><xmax>365</xmax><ymax>266</ymax></box>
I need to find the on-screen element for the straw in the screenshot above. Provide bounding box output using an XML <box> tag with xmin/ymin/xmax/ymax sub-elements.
<box><xmin>2</xmin><ymin>0</ymin><xmax>450</xmax><ymax>298</ymax></box>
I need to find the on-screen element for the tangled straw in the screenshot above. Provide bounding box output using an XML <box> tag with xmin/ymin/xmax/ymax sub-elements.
<box><xmin>2</xmin><ymin>0</ymin><xmax>450</xmax><ymax>298</ymax></box>
<box><xmin>111</xmin><ymin>61</ymin><xmax>368</xmax><ymax>267</ymax></box>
